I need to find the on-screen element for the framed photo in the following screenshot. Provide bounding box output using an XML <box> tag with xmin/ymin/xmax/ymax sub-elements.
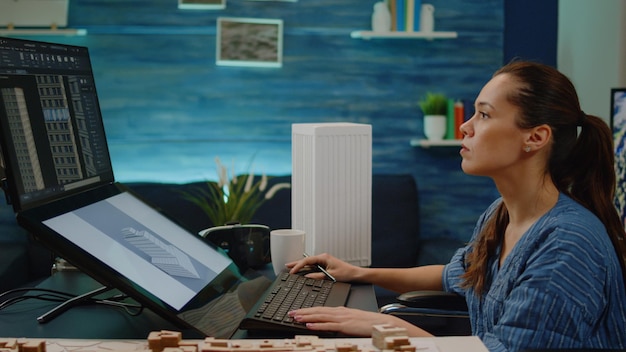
<box><xmin>216</xmin><ymin>17</ymin><xmax>283</xmax><ymax>68</ymax></box>
<box><xmin>610</xmin><ymin>88</ymin><xmax>626</xmax><ymax>226</ymax></box>
<box><xmin>178</xmin><ymin>0</ymin><xmax>225</xmax><ymax>10</ymax></box>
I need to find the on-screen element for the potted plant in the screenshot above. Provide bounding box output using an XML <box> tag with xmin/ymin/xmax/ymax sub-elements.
<box><xmin>181</xmin><ymin>157</ymin><xmax>291</xmax><ymax>270</ymax></box>
<box><xmin>418</xmin><ymin>92</ymin><xmax>448</xmax><ymax>140</ymax></box>
<box><xmin>182</xmin><ymin>157</ymin><xmax>291</xmax><ymax>227</ymax></box>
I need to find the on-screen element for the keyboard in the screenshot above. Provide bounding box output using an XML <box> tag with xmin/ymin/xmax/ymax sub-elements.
<box><xmin>239</xmin><ymin>272</ymin><xmax>351</xmax><ymax>333</ymax></box>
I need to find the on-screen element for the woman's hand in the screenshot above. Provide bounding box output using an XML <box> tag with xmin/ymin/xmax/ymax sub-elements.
<box><xmin>287</xmin><ymin>306</ymin><xmax>433</xmax><ymax>337</ymax></box>
<box><xmin>285</xmin><ymin>253</ymin><xmax>363</xmax><ymax>282</ymax></box>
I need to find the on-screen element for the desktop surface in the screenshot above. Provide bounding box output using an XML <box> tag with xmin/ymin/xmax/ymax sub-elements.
<box><xmin>0</xmin><ymin>270</ymin><xmax>378</xmax><ymax>339</ymax></box>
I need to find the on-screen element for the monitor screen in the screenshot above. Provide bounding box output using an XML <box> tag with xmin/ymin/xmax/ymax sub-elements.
<box><xmin>16</xmin><ymin>182</ymin><xmax>271</xmax><ymax>338</ymax></box>
<box><xmin>611</xmin><ymin>87</ymin><xmax>626</xmax><ymax>227</ymax></box>
<box><xmin>43</xmin><ymin>191</ymin><xmax>232</xmax><ymax>310</ymax></box>
<box><xmin>0</xmin><ymin>37</ymin><xmax>114</xmax><ymax>212</ymax></box>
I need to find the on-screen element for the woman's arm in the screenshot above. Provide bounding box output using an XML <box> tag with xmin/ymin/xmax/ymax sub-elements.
<box><xmin>288</xmin><ymin>306</ymin><xmax>435</xmax><ymax>337</ymax></box>
<box><xmin>287</xmin><ymin>253</ymin><xmax>444</xmax><ymax>293</ymax></box>
<box><xmin>355</xmin><ymin>265</ymin><xmax>445</xmax><ymax>293</ymax></box>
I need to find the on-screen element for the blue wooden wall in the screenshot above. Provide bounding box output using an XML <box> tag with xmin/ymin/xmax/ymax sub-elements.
<box><xmin>14</xmin><ymin>0</ymin><xmax>506</xmax><ymax>243</ymax></box>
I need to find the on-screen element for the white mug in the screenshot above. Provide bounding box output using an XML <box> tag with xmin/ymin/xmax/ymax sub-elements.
<box><xmin>270</xmin><ymin>229</ymin><xmax>305</xmax><ymax>275</ymax></box>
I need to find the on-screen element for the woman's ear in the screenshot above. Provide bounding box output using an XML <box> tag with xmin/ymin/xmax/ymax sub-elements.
<box><xmin>525</xmin><ymin>124</ymin><xmax>552</xmax><ymax>150</ymax></box>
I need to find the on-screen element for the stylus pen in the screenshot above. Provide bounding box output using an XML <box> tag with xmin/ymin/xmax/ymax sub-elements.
<box><xmin>303</xmin><ymin>252</ymin><xmax>336</xmax><ymax>282</ymax></box>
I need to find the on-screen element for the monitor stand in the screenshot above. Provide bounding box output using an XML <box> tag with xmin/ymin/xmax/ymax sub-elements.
<box><xmin>1</xmin><ymin>173</ymin><xmax>12</xmax><ymax>207</ymax></box>
<box><xmin>37</xmin><ymin>285</ymin><xmax>113</xmax><ymax>323</ymax></box>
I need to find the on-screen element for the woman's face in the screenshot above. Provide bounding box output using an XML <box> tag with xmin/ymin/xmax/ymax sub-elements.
<box><xmin>459</xmin><ymin>73</ymin><xmax>530</xmax><ymax>178</ymax></box>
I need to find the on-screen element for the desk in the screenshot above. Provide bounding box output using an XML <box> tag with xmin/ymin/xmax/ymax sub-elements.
<box><xmin>0</xmin><ymin>271</ymin><xmax>378</xmax><ymax>339</ymax></box>
<box><xmin>0</xmin><ymin>336</ymin><xmax>489</xmax><ymax>352</ymax></box>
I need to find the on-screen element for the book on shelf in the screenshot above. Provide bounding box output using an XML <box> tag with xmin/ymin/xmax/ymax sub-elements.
<box><xmin>385</xmin><ymin>0</ymin><xmax>421</xmax><ymax>32</ymax></box>
<box><xmin>406</xmin><ymin>0</ymin><xmax>422</xmax><ymax>32</ymax></box>
<box><xmin>454</xmin><ymin>99</ymin><xmax>464</xmax><ymax>140</ymax></box>
<box><xmin>444</xmin><ymin>98</ymin><xmax>468</xmax><ymax>140</ymax></box>
<box><xmin>386</xmin><ymin>0</ymin><xmax>398</xmax><ymax>31</ymax></box>
<box><xmin>396</xmin><ymin>0</ymin><xmax>405</xmax><ymax>32</ymax></box>
<box><xmin>405</xmin><ymin>0</ymin><xmax>414</xmax><ymax>32</ymax></box>
<box><xmin>446</xmin><ymin>98</ymin><xmax>456</xmax><ymax>140</ymax></box>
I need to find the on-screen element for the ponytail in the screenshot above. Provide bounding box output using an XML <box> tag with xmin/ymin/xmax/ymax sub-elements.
<box><xmin>564</xmin><ymin>114</ymin><xmax>626</xmax><ymax>284</ymax></box>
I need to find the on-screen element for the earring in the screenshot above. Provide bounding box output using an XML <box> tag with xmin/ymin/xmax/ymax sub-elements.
<box><xmin>523</xmin><ymin>146</ymin><xmax>531</xmax><ymax>153</ymax></box>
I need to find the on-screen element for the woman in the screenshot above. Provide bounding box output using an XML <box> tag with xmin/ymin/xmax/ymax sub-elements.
<box><xmin>286</xmin><ymin>61</ymin><xmax>626</xmax><ymax>351</ymax></box>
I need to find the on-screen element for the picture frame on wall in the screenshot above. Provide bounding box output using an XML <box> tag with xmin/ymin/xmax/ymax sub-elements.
<box><xmin>610</xmin><ymin>87</ymin><xmax>626</xmax><ymax>226</ymax></box>
<box><xmin>216</xmin><ymin>17</ymin><xmax>283</xmax><ymax>68</ymax></box>
<box><xmin>178</xmin><ymin>0</ymin><xmax>226</xmax><ymax>10</ymax></box>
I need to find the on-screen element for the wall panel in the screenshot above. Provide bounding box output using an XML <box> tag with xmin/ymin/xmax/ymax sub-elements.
<box><xmin>14</xmin><ymin>0</ymin><xmax>504</xmax><ymax>244</ymax></box>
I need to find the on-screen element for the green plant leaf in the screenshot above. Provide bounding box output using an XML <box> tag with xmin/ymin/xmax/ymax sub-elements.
<box><xmin>418</xmin><ymin>92</ymin><xmax>448</xmax><ymax>115</ymax></box>
<box><xmin>181</xmin><ymin>167</ymin><xmax>289</xmax><ymax>227</ymax></box>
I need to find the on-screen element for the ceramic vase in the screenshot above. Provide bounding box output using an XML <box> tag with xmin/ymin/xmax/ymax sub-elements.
<box><xmin>423</xmin><ymin>114</ymin><xmax>447</xmax><ymax>140</ymax></box>
<box><xmin>372</xmin><ymin>1</ymin><xmax>392</xmax><ymax>32</ymax></box>
<box><xmin>420</xmin><ymin>4</ymin><xmax>435</xmax><ymax>33</ymax></box>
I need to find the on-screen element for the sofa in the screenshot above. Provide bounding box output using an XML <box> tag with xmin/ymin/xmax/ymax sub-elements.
<box><xmin>0</xmin><ymin>174</ymin><xmax>464</xmax><ymax>306</ymax></box>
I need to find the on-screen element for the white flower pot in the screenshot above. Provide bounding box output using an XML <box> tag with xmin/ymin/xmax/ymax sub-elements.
<box><xmin>423</xmin><ymin>114</ymin><xmax>447</xmax><ymax>140</ymax></box>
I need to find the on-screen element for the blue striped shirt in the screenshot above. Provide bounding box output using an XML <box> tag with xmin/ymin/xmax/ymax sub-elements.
<box><xmin>442</xmin><ymin>194</ymin><xmax>626</xmax><ymax>352</ymax></box>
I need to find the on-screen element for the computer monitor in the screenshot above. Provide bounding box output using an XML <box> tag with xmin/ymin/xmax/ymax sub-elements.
<box><xmin>0</xmin><ymin>37</ymin><xmax>114</xmax><ymax>212</ymax></box>
<box><xmin>0</xmin><ymin>37</ymin><xmax>272</xmax><ymax>338</ymax></box>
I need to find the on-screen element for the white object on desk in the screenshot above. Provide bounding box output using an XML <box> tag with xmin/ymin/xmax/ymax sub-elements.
<box><xmin>270</xmin><ymin>229</ymin><xmax>305</xmax><ymax>275</ymax></box>
<box><xmin>292</xmin><ymin>123</ymin><xmax>372</xmax><ymax>266</ymax></box>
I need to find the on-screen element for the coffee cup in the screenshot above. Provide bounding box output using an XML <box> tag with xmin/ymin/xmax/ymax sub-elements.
<box><xmin>270</xmin><ymin>229</ymin><xmax>305</xmax><ymax>275</ymax></box>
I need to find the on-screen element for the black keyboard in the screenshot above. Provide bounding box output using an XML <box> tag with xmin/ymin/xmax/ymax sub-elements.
<box><xmin>239</xmin><ymin>272</ymin><xmax>351</xmax><ymax>333</ymax></box>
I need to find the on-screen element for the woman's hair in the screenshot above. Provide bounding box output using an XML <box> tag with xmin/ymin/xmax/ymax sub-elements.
<box><xmin>461</xmin><ymin>61</ymin><xmax>626</xmax><ymax>294</ymax></box>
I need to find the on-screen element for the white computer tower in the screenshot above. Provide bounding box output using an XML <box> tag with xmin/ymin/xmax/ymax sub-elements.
<box><xmin>291</xmin><ymin>122</ymin><xmax>372</xmax><ymax>266</ymax></box>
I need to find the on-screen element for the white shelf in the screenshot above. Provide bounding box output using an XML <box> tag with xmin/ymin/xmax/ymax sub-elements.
<box><xmin>351</xmin><ymin>30</ymin><xmax>458</xmax><ymax>40</ymax></box>
<box><xmin>410</xmin><ymin>138</ymin><xmax>462</xmax><ymax>148</ymax></box>
<box><xmin>0</xmin><ymin>28</ymin><xmax>87</xmax><ymax>36</ymax></box>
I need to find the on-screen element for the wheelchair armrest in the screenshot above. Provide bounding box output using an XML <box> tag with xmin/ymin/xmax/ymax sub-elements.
<box><xmin>396</xmin><ymin>290</ymin><xmax>468</xmax><ymax>312</ymax></box>
<box><xmin>378</xmin><ymin>291</ymin><xmax>471</xmax><ymax>336</ymax></box>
